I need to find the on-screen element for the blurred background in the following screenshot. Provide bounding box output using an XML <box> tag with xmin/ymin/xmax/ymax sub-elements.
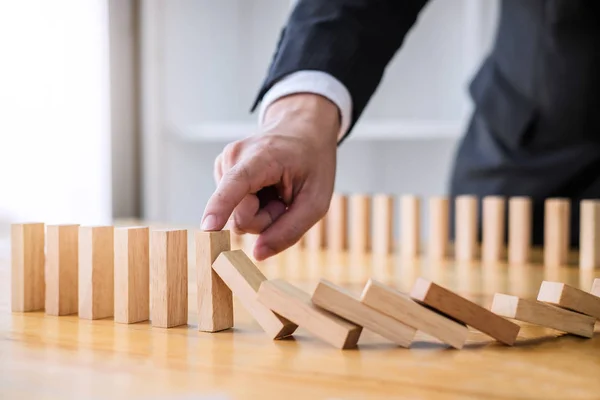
<box><xmin>0</xmin><ymin>0</ymin><xmax>499</xmax><ymax>244</ymax></box>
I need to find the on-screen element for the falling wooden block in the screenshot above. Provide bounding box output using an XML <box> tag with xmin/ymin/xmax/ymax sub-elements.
<box><xmin>311</xmin><ymin>280</ymin><xmax>415</xmax><ymax>347</ymax></box>
<box><xmin>455</xmin><ymin>195</ymin><xmax>478</xmax><ymax>261</ymax></box>
<box><xmin>212</xmin><ymin>250</ymin><xmax>297</xmax><ymax>339</ymax></box>
<box><xmin>114</xmin><ymin>227</ymin><xmax>149</xmax><ymax>324</ymax></box>
<box><xmin>196</xmin><ymin>230</ymin><xmax>233</xmax><ymax>332</ymax></box>
<box><xmin>257</xmin><ymin>279</ymin><xmax>362</xmax><ymax>349</ymax></box>
<box><xmin>579</xmin><ymin>200</ymin><xmax>600</xmax><ymax>270</ymax></box>
<box><xmin>400</xmin><ymin>195</ymin><xmax>420</xmax><ymax>258</ymax></box>
<box><xmin>11</xmin><ymin>223</ymin><xmax>45</xmax><ymax>312</ymax></box>
<box><xmin>537</xmin><ymin>281</ymin><xmax>600</xmax><ymax>320</ymax></box>
<box><xmin>360</xmin><ymin>279</ymin><xmax>468</xmax><ymax>349</ymax></box>
<box><xmin>428</xmin><ymin>196</ymin><xmax>449</xmax><ymax>259</ymax></box>
<box><xmin>410</xmin><ymin>277</ymin><xmax>520</xmax><ymax>345</ymax></box>
<box><xmin>46</xmin><ymin>224</ymin><xmax>79</xmax><ymax>316</ymax></box>
<box><xmin>544</xmin><ymin>198</ymin><xmax>570</xmax><ymax>267</ymax></box>
<box><xmin>305</xmin><ymin>218</ymin><xmax>326</xmax><ymax>251</ymax></box>
<box><xmin>508</xmin><ymin>197</ymin><xmax>532</xmax><ymax>265</ymax></box>
<box><xmin>482</xmin><ymin>196</ymin><xmax>505</xmax><ymax>263</ymax></box>
<box><xmin>372</xmin><ymin>194</ymin><xmax>394</xmax><ymax>255</ymax></box>
<box><xmin>349</xmin><ymin>194</ymin><xmax>371</xmax><ymax>252</ymax></box>
<box><xmin>150</xmin><ymin>229</ymin><xmax>188</xmax><ymax>328</ymax></box>
<box><xmin>491</xmin><ymin>293</ymin><xmax>595</xmax><ymax>338</ymax></box>
<box><xmin>592</xmin><ymin>279</ymin><xmax>600</xmax><ymax>297</ymax></box>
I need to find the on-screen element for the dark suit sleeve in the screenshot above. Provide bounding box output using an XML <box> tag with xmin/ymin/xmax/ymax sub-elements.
<box><xmin>251</xmin><ymin>0</ymin><xmax>429</xmax><ymax>141</ymax></box>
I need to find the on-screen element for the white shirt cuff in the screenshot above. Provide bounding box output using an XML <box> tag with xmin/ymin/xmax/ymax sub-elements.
<box><xmin>257</xmin><ymin>70</ymin><xmax>353</xmax><ymax>141</ymax></box>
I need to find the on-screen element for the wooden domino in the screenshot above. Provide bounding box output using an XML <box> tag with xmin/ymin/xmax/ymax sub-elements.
<box><xmin>592</xmin><ymin>278</ymin><xmax>600</xmax><ymax>297</ymax></box>
<box><xmin>410</xmin><ymin>277</ymin><xmax>520</xmax><ymax>345</ymax></box>
<box><xmin>349</xmin><ymin>194</ymin><xmax>371</xmax><ymax>252</ymax></box>
<box><xmin>212</xmin><ymin>250</ymin><xmax>297</xmax><ymax>339</ymax></box>
<box><xmin>537</xmin><ymin>281</ymin><xmax>600</xmax><ymax>319</ymax></box>
<box><xmin>11</xmin><ymin>223</ymin><xmax>45</xmax><ymax>312</ymax></box>
<box><xmin>579</xmin><ymin>200</ymin><xmax>600</xmax><ymax>270</ymax></box>
<box><xmin>311</xmin><ymin>280</ymin><xmax>416</xmax><ymax>347</ymax></box>
<box><xmin>305</xmin><ymin>218</ymin><xmax>326</xmax><ymax>251</ymax></box>
<box><xmin>372</xmin><ymin>194</ymin><xmax>394</xmax><ymax>255</ymax></box>
<box><xmin>400</xmin><ymin>195</ymin><xmax>420</xmax><ymax>258</ymax></box>
<box><xmin>544</xmin><ymin>198</ymin><xmax>570</xmax><ymax>267</ymax></box>
<box><xmin>257</xmin><ymin>279</ymin><xmax>362</xmax><ymax>349</ymax></box>
<box><xmin>428</xmin><ymin>196</ymin><xmax>449</xmax><ymax>259</ymax></box>
<box><xmin>491</xmin><ymin>293</ymin><xmax>595</xmax><ymax>338</ymax></box>
<box><xmin>455</xmin><ymin>195</ymin><xmax>478</xmax><ymax>261</ymax></box>
<box><xmin>508</xmin><ymin>197</ymin><xmax>532</xmax><ymax>264</ymax></box>
<box><xmin>46</xmin><ymin>224</ymin><xmax>79</xmax><ymax>316</ymax></box>
<box><xmin>326</xmin><ymin>193</ymin><xmax>348</xmax><ymax>251</ymax></box>
<box><xmin>482</xmin><ymin>196</ymin><xmax>505</xmax><ymax>263</ymax></box>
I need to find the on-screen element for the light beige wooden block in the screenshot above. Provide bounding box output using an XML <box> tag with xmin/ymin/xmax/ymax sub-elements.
<box><xmin>482</xmin><ymin>196</ymin><xmax>506</xmax><ymax>263</ymax></box>
<box><xmin>305</xmin><ymin>218</ymin><xmax>326</xmax><ymax>251</ymax></box>
<box><xmin>212</xmin><ymin>250</ymin><xmax>297</xmax><ymax>339</ymax></box>
<box><xmin>257</xmin><ymin>279</ymin><xmax>362</xmax><ymax>349</ymax></box>
<box><xmin>114</xmin><ymin>227</ymin><xmax>149</xmax><ymax>324</ymax></box>
<box><xmin>196</xmin><ymin>230</ymin><xmax>233</xmax><ymax>332</ymax></box>
<box><xmin>428</xmin><ymin>196</ymin><xmax>449</xmax><ymax>259</ymax></box>
<box><xmin>544</xmin><ymin>198</ymin><xmax>570</xmax><ymax>267</ymax></box>
<box><xmin>455</xmin><ymin>195</ymin><xmax>478</xmax><ymax>261</ymax></box>
<box><xmin>410</xmin><ymin>277</ymin><xmax>520</xmax><ymax>345</ymax></box>
<box><xmin>349</xmin><ymin>194</ymin><xmax>371</xmax><ymax>252</ymax></box>
<box><xmin>326</xmin><ymin>193</ymin><xmax>348</xmax><ymax>251</ymax></box>
<box><xmin>150</xmin><ymin>229</ymin><xmax>188</xmax><ymax>328</ymax></box>
<box><xmin>311</xmin><ymin>280</ymin><xmax>416</xmax><ymax>347</ymax></box>
<box><xmin>592</xmin><ymin>278</ymin><xmax>600</xmax><ymax>297</ymax></box>
<box><xmin>360</xmin><ymin>279</ymin><xmax>468</xmax><ymax>349</ymax></box>
<box><xmin>508</xmin><ymin>197</ymin><xmax>532</xmax><ymax>265</ymax></box>
<box><xmin>579</xmin><ymin>200</ymin><xmax>600</xmax><ymax>270</ymax></box>
<box><xmin>45</xmin><ymin>224</ymin><xmax>79</xmax><ymax>316</ymax></box>
<box><xmin>491</xmin><ymin>293</ymin><xmax>595</xmax><ymax>338</ymax></box>
<box><xmin>11</xmin><ymin>223</ymin><xmax>45</xmax><ymax>312</ymax></box>
<box><xmin>537</xmin><ymin>281</ymin><xmax>600</xmax><ymax>320</ymax></box>
<box><xmin>400</xmin><ymin>195</ymin><xmax>420</xmax><ymax>258</ymax></box>
<box><xmin>372</xmin><ymin>194</ymin><xmax>394</xmax><ymax>255</ymax></box>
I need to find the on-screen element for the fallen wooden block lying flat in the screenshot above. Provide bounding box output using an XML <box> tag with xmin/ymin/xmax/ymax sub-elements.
<box><xmin>592</xmin><ymin>279</ymin><xmax>600</xmax><ymax>297</ymax></box>
<box><xmin>257</xmin><ymin>279</ymin><xmax>362</xmax><ymax>349</ymax></box>
<box><xmin>311</xmin><ymin>280</ymin><xmax>415</xmax><ymax>348</ymax></box>
<box><xmin>537</xmin><ymin>281</ymin><xmax>600</xmax><ymax>320</ymax></box>
<box><xmin>410</xmin><ymin>278</ymin><xmax>520</xmax><ymax>345</ymax></box>
<box><xmin>11</xmin><ymin>223</ymin><xmax>45</xmax><ymax>312</ymax></box>
<box><xmin>360</xmin><ymin>279</ymin><xmax>468</xmax><ymax>349</ymax></box>
<box><xmin>491</xmin><ymin>293</ymin><xmax>595</xmax><ymax>338</ymax></box>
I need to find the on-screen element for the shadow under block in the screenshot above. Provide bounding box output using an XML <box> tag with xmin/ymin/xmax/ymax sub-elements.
<box><xmin>150</xmin><ymin>229</ymin><xmax>188</xmax><ymax>328</ymax></box>
<box><xmin>326</xmin><ymin>194</ymin><xmax>348</xmax><ymax>251</ymax></box>
<box><xmin>491</xmin><ymin>293</ymin><xmax>595</xmax><ymax>338</ymax></box>
<box><xmin>482</xmin><ymin>196</ymin><xmax>505</xmax><ymax>263</ymax></box>
<box><xmin>537</xmin><ymin>281</ymin><xmax>600</xmax><ymax>320</ymax></box>
<box><xmin>592</xmin><ymin>279</ymin><xmax>600</xmax><ymax>297</ymax></box>
<box><xmin>400</xmin><ymin>195</ymin><xmax>420</xmax><ymax>258</ymax></box>
<box><xmin>360</xmin><ymin>279</ymin><xmax>468</xmax><ymax>349</ymax></box>
<box><xmin>455</xmin><ymin>195</ymin><xmax>478</xmax><ymax>261</ymax></box>
<box><xmin>114</xmin><ymin>227</ymin><xmax>149</xmax><ymax>324</ymax></box>
<box><xmin>45</xmin><ymin>225</ymin><xmax>79</xmax><ymax>316</ymax></box>
<box><xmin>11</xmin><ymin>223</ymin><xmax>45</xmax><ymax>312</ymax></box>
<box><xmin>579</xmin><ymin>200</ymin><xmax>600</xmax><ymax>270</ymax></box>
<box><xmin>257</xmin><ymin>279</ymin><xmax>362</xmax><ymax>349</ymax></box>
<box><xmin>212</xmin><ymin>250</ymin><xmax>297</xmax><ymax>339</ymax></box>
<box><xmin>544</xmin><ymin>198</ymin><xmax>570</xmax><ymax>267</ymax></box>
<box><xmin>349</xmin><ymin>194</ymin><xmax>371</xmax><ymax>252</ymax></box>
<box><xmin>196</xmin><ymin>230</ymin><xmax>233</xmax><ymax>332</ymax></box>
<box><xmin>508</xmin><ymin>197</ymin><xmax>532</xmax><ymax>265</ymax></box>
<box><xmin>410</xmin><ymin>278</ymin><xmax>520</xmax><ymax>345</ymax></box>
<box><xmin>372</xmin><ymin>194</ymin><xmax>394</xmax><ymax>255</ymax></box>
<box><xmin>428</xmin><ymin>197</ymin><xmax>449</xmax><ymax>259</ymax></box>
<box><xmin>311</xmin><ymin>280</ymin><xmax>416</xmax><ymax>347</ymax></box>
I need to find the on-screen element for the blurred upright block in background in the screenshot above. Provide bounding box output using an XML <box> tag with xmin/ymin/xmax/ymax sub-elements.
<box><xmin>428</xmin><ymin>196</ymin><xmax>449</xmax><ymax>259</ymax></box>
<box><xmin>11</xmin><ymin>223</ymin><xmax>45</xmax><ymax>312</ymax></box>
<box><xmin>46</xmin><ymin>225</ymin><xmax>79</xmax><ymax>316</ymax></box>
<box><xmin>544</xmin><ymin>198</ymin><xmax>570</xmax><ymax>267</ymax></box>
<box><xmin>349</xmin><ymin>194</ymin><xmax>371</xmax><ymax>253</ymax></box>
<box><xmin>455</xmin><ymin>195</ymin><xmax>478</xmax><ymax>262</ymax></box>
<box><xmin>482</xmin><ymin>196</ymin><xmax>505</xmax><ymax>263</ymax></box>
<box><xmin>400</xmin><ymin>195</ymin><xmax>420</xmax><ymax>258</ymax></box>
<box><xmin>579</xmin><ymin>200</ymin><xmax>600</xmax><ymax>270</ymax></box>
<box><xmin>372</xmin><ymin>194</ymin><xmax>394</xmax><ymax>255</ymax></box>
<box><xmin>326</xmin><ymin>194</ymin><xmax>348</xmax><ymax>252</ymax></box>
<box><xmin>508</xmin><ymin>197</ymin><xmax>532</xmax><ymax>265</ymax></box>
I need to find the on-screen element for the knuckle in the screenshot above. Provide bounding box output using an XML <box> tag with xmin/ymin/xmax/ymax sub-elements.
<box><xmin>223</xmin><ymin>140</ymin><xmax>244</xmax><ymax>165</ymax></box>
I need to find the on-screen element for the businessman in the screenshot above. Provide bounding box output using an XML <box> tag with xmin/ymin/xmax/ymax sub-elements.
<box><xmin>201</xmin><ymin>0</ymin><xmax>600</xmax><ymax>260</ymax></box>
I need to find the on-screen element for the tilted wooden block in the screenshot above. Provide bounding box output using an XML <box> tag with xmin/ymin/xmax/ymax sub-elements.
<box><xmin>410</xmin><ymin>277</ymin><xmax>520</xmax><ymax>345</ymax></box>
<box><xmin>46</xmin><ymin>224</ymin><xmax>79</xmax><ymax>316</ymax></box>
<box><xmin>592</xmin><ymin>278</ymin><xmax>600</xmax><ymax>297</ymax></box>
<box><xmin>349</xmin><ymin>194</ymin><xmax>371</xmax><ymax>252</ymax></box>
<box><xmin>544</xmin><ymin>198</ymin><xmax>570</xmax><ymax>267</ymax></box>
<box><xmin>114</xmin><ymin>226</ymin><xmax>149</xmax><ymax>324</ymax></box>
<box><xmin>311</xmin><ymin>280</ymin><xmax>415</xmax><ymax>348</ymax></box>
<box><xmin>360</xmin><ymin>279</ymin><xmax>468</xmax><ymax>349</ymax></box>
<box><xmin>537</xmin><ymin>281</ymin><xmax>600</xmax><ymax>320</ymax></box>
<box><xmin>508</xmin><ymin>197</ymin><xmax>532</xmax><ymax>265</ymax></box>
<box><xmin>428</xmin><ymin>196</ymin><xmax>449</xmax><ymax>259</ymax></box>
<box><xmin>491</xmin><ymin>293</ymin><xmax>595</xmax><ymax>338</ymax></box>
<box><xmin>372</xmin><ymin>194</ymin><xmax>394</xmax><ymax>255</ymax></box>
<box><xmin>400</xmin><ymin>195</ymin><xmax>420</xmax><ymax>258</ymax></box>
<box><xmin>455</xmin><ymin>195</ymin><xmax>478</xmax><ymax>261</ymax></box>
<box><xmin>212</xmin><ymin>250</ymin><xmax>297</xmax><ymax>339</ymax></box>
<box><xmin>579</xmin><ymin>200</ymin><xmax>600</xmax><ymax>270</ymax></box>
<box><xmin>11</xmin><ymin>223</ymin><xmax>45</xmax><ymax>312</ymax></box>
<box><xmin>326</xmin><ymin>193</ymin><xmax>348</xmax><ymax>251</ymax></box>
<box><xmin>257</xmin><ymin>279</ymin><xmax>362</xmax><ymax>349</ymax></box>
<box><xmin>196</xmin><ymin>230</ymin><xmax>233</xmax><ymax>332</ymax></box>
<box><xmin>482</xmin><ymin>196</ymin><xmax>506</xmax><ymax>263</ymax></box>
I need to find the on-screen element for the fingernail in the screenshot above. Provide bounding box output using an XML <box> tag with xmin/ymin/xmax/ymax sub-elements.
<box><xmin>201</xmin><ymin>214</ymin><xmax>218</xmax><ymax>231</ymax></box>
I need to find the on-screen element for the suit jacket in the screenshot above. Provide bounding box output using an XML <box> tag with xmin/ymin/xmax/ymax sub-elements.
<box><xmin>252</xmin><ymin>0</ymin><xmax>600</xmax><ymax>246</ymax></box>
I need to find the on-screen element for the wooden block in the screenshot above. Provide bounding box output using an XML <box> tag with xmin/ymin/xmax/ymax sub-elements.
<box><xmin>410</xmin><ymin>277</ymin><xmax>520</xmax><ymax>345</ymax></box>
<box><xmin>482</xmin><ymin>196</ymin><xmax>505</xmax><ymax>263</ymax></box>
<box><xmin>455</xmin><ymin>195</ymin><xmax>478</xmax><ymax>261</ymax></box>
<box><xmin>196</xmin><ymin>230</ymin><xmax>233</xmax><ymax>332</ymax></box>
<box><xmin>326</xmin><ymin>193</ymin><xmax>348</xmax><ymax>251</ymax></box>
<box><xmin>537</xmin><ymin>281</ymin><xmax>600</xmax><ymax>320</ymax></box>
<box><xmin>592</xmin><ymin>278</ymin><xmax>600</xmax><ymax>297</ymax></box>
<box><xmin>45</xmin><ymin>224</ymin><xmax>79</xmax><ymax>316</ymax></box>
<box><xmin>372</xmin><ymin>194</ymin><xmax>394</xmax><ymax>255</ymax></box>
<box><xmin>11</xmin><ymin>223</ymin><xmax>45</xmax><ymax>312</ymax></box>
<box><xmin>257</xmin><ymin>279</ymin><xmax>362</xmax><ymax>349</ymax></box>
<box><xmin>360</xmin><ymin>279</ymin><xmax>468</xmax><ymax>349</ymax></box>
<box><xmin>428</xmin><ymin>196</ymin><xmax>449</xmax><ymax>259</ymax></box>
<box><xmin>311</xmin><ymin>280</ymin><xmax>416</xmax><ymax>347</ymax></box>
<box><xmin>114</xmin><ymin>227</ymin><xmax>149</xmax><ymax>324</ymax></box>
<box><xmin>579</xmin><ymin>200</ymin><xmax>600</xmax><ymax>270</ymax></box>
<box><xmin>212</xmin><ymin>250</ymin><xmax>297</xmax><ymax>339</ymax></box>
<box><xmin>491</xmin><ymin>293</ymin><xmax>595</xmax><ymax>338</ymax></box>
<box><xmin>150</xmin><ymin>229</ymin><xmax>188</xmax><ymax>328</ymax></box>
<box><xmin>349</xmin><ymin>194</ymin><xmax>371</xmax><ymax>252</ymax></box>
<box><xmin>508</xmin><ymin>197</ymin><xmax>532</xmax><ymax>265</ymax></box>
<box><xmin>400</xmin><ymin>195</ymin><xmax>420</xmax><ymax>258</ymax></box>
<box><xmin>305</xmin><ymin>218</ymin><xmax>326</xmax><ymax>251</ymax></box>
<box><xmin>544</xmin><ymin>198</ymin><xmax>570</xmax><ymax>267</ymax></box>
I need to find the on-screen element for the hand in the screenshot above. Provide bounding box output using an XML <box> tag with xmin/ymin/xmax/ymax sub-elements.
<box><xmin>201</xmin><ymin>93</ymin><xmax>340</xmax><ymax>260</ymax></box>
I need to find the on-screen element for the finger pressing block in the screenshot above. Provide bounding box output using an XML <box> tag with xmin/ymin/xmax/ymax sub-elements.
<box><xmin>537</xmin><ymin>281</ymin><xmax>600</xmax><ymax>320</ymax></box>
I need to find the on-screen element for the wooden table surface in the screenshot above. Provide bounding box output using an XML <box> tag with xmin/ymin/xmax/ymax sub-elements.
<box><xmin>1</xmin><ymin>232</ymin><xmax>599</xmax><ymax>400</ymax></box>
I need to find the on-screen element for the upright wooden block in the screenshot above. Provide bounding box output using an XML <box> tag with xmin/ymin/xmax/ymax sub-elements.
<box><xmin>360</xmin><ymin>279</ymin><xmax>468</xmax><ymax>349</ymax></box>
<box><xmin>592</xmin><ymin>278</ymin><xmax>600</xmax><ymax>297</ymax></box>
<box><xmin>537</xmin><ymin>281</ymin><xmax>600</xmax><ymax>320</ymax></box>
<box><xmin>491</xmin><ymin>293</ymin><xmax>595</xmax><ymax>338</ymax></box>
<box><xmin>196</xmin><ymin>230</ymin><xmax>233</xmax><ymax>332</ymax></box>
<box><xmin>46</xmin><ymin>224</ymin><xmax>79</xmax><ymax>316</ymax></box>
<box><xmin>410</xmin><ymin>277</ymin><xmax>520</xmax><ymax>345</ymax></box>
<box><xmin>579</xmin><ymin>200</ymin><xmax>600</xmax><ymax>270</ymax></box>
<box><xmin>305</xmin><ymin>218</ymin><xmax>326</xmax><ymax>251</ymax></box>
<box><xmin>326</xmin><ymin>193</ymin><xmax>348</xmax><ymax>251</ymax></box>
<box><xmin>455</xmin><ymin>195</ymin><xmax>478</xmax><ymax>261</ymax></box>
<box><xmin>508</xmin><ymin>197</ymin><xmax>532</xmax><ymax>265</ymax></box>
<box><xmin>428</xmin><ymin>196</ymin><xmax>449</xmax><ymax>259</ymax></box>
<box><xmin>11</xmin><ymin>223</ymin><xmax>45</xmax><ymax>312</ymax></box>
<box><xmin>544</xmin><ymin>198</ymin><xmax>570</xmax><ymax>267</ymax></box>
<box><xmin>311</xmin><ymin>280</ymin><xmax>416</xmax><ymax>347</ymax></box>
<box><xmin>150</xmin><ymin>229</ymin><xmax>188</xmax><ymax>328</ymax></box>
<box><xmin>400</xmin><ymin>195</ymin><xmax>420</xmax><ymax>258</ymax></box>
<box><xmin>482</xmin><ymin>196</ymin><xmax>505</xmax><ymax>263</ymax></box>
<box><xmin>212</xmin><ymin>250</ymin><xmax>297</xmax><ymax>339</ymax></box>
<box><xmin>114</xmin><ymin>227</ymin><xmax>149</xmax><ymax>324</ymax></box>
<box><xmin>257</xmin><ymin>279</ymin><xmax>362</xmax><ymax>349</ymax></box>
<box><xmin>372</xmin><ymin>194</ymin><xmax>394</xmax><ymax>255</ymax></box>
<box><xmin>349</xmin><ymin>194</ymin><xmax>371</xmax><ymax>252</ymax></box>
